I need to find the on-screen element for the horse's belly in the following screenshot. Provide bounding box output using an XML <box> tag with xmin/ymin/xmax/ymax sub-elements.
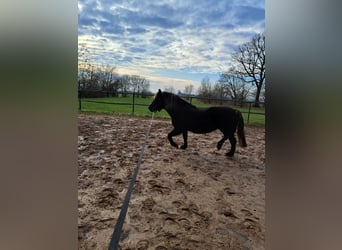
<box><xmin>189</xmin><ymin>125</ymin><xmax>217</xmax><ymax>134</ymax></box>
<box><xmin>191</xmin><ymin>128</ymin><xmax>216</xmax><ymax>134</ymax></box>
<box><xmin>181</xmin><ymin>115</ymin><xmax>216</xmax><ymax>134</ymax></box>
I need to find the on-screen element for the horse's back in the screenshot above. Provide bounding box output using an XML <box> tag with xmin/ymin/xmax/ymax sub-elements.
<box><xmin>207</xmin><ymin>107</ymin><xmax>239</xmax><ymax>129</ymax></box>
<box><xmin>175</xmin><ymin>108</ymin><xmax>215</xmax><ymax>133</ymax></box>
<box><xmin>207</xmin><ymin>106</ymin><xmax>237</xmax><ymax>112</ymax></box>
<box><xmin>176</xmin><ymin>106</ymin><xmax>238</xmax><ymax>133</ymax></box>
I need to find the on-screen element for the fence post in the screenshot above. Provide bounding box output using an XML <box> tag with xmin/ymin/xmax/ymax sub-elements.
<box><xmin>132</xmin><ymin>92</ymin><xmax>135</xmax><ymax>115</ymax></box>
<box><xmin>247</xmin><ymin>102</ymin><xmax>252</xmax><ymax>124</ymax></box>
<box><xmin>78</xmin><ymin>91</ymin><xmax>82</xmax><ymax>110</ymax></box>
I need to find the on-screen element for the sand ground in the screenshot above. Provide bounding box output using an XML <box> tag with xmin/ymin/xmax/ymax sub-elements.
<box><xmin>78</xmin><ymin>114</ymin><xmax>265</xmax><ymax>250</ymax></box>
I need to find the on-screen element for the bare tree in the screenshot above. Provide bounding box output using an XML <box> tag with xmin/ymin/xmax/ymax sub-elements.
<box><xmin>260</xmin><ymin>83</ymin><xmax>265</xmax><ymax>102</ymax></box>
<box><xmin>212</xmin><ymin>81</ymin><xmax>226</xmax><ymax>103</ymax></box>
<box><xmin>183</xmin><ymin>84</ymin><xmax>194</xmax><ymax>96</ymax></box>
<box><xmin>164</xmin><ymin>86</ymin><xmax>175</xmax><ymax>93</ymax></box>
<box><xmin>182</xmin><ymin>83</ymin><xmax>194</xmax><ymax>101</ymax></box>
<box><xmin>141</xmin><ymin>80</ymin><xmax>150</xmax><ymax>98</ymax></box>
<box><xmin>78</xmin><ymin>43</ymin><xmax>89</xmax><ymax>91</ymax></box>
<box><xmin>129</xmin><ymin>75</ymin><xmax>150</xmax><ymax>97</ymax></box>
<box><xmin>232</xmin><ymin>33</ymin><xmax>265</xmax><ymax>106</ymax></box>
<box><xmin>97</xmin><ymin>64</ymin><xmax>118</xmax><ymax>96</ymax></box>
<box><xmin>198</xmin><ymin>76</ymin><xmax>213</xmax><ymax>103</ymax></box>
<box><xmin>78</xmin><ymin>44</ymin><xmax>98</xmax><ymax>92</ymax></box>
<box><xmin>218</xmin><ymin>70</ymin><xmax>251</xmax><ymax>106</ymax></box>
<box><xmin>120</xmin><ymin>75</ymin><xmax>131</xmax><ymax>97</ymax></box>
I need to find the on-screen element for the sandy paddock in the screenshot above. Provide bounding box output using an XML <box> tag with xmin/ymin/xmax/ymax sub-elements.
<box><xmin>78</xmin><ymin>114</ymin><xmax>265</xmax><ymax>250</ymax></box>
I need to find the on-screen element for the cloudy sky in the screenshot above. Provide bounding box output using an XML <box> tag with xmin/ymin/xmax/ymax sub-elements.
<box><xmin>78</xmin><ymin>0</ymin><xmax>264</xmax><ymax>93</ymax></box>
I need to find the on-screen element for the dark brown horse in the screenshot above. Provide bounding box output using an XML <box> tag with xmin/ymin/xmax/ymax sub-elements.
<box><xmin>148</xmin><ymin>89</ymin><xmax>247</xmax><ymax>157</ymax></box>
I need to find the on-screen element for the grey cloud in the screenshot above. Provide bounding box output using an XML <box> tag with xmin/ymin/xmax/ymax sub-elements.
<box><xmin>152</xmin><ymin>39</ymin><xmax>169</xmax><ymax>47</ymax></box>
<box><xmin>130</xmin><ymin>47</ymin><xmax>147</xmax><ymax>53</ymax></box>
<box><xmin>127</xmin><ymin>27</ymin><xmax>149</xmax><ymax>34</ymax></box>
<box><xmin>234</xmin><ymin>6</ymin><xmax>265</xmax><ymax>26</ymax></box>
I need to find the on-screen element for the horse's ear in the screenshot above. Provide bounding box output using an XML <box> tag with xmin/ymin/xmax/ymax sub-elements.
<box><xmin>158</xmin><ymin>89</ymin><xmax>161</xmax><ymax>93</ymax></box>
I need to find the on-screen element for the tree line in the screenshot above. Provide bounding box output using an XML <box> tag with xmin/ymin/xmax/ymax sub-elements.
<box><xmin>78</xmin><ymin>66</ymin><xmax>151</xmax><ymax>98</ymax></box>
<box><xmin>78</xmin><ymin>46</ymin><xmax>151</xmax><ymax>98</ymax></box>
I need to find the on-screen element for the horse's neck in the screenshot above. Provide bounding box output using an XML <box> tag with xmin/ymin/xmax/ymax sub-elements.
<box><xmin>164</xmin><ymin>102</ymin><xmax>176</xmax><ymax>116</ymax></box>
<box><xmin>164</xmin><ymin>95</ymin><xmax>195</xmax><ymax>116</ymax></box>
<box><xmin>164</xmin><ymin>95</ymin><xmax>178</xmax><ymax>115</ymax></box>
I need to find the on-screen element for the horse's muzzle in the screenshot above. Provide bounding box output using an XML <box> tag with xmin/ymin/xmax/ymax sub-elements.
<box><xmin>148</xmin><ymin>105</ymin><xmax>155</xmax><ymax>112</ymax></box>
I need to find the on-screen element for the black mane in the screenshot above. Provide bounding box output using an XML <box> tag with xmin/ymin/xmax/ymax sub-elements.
<box><xmin>162</xmin><ymin>92</ymin><xmax>197</xmax><ymax>109</ymax></box>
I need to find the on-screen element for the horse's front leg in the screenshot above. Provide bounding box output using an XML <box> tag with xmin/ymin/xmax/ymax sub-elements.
<box><xmin>180</xmin><ymin>131</ymin><xmax>188</xmax><ymax>150</ymax></box>
<box><xmin>167</xmin><ymin>128</ymin><xmax>182</xmax><ymax>148</ymax></box>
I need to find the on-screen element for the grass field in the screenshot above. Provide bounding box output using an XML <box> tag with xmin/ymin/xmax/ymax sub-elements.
<box><xmin>79</xmin><ymin>95</ymin><xmax>265</xmax><ymax>126</ymax></box>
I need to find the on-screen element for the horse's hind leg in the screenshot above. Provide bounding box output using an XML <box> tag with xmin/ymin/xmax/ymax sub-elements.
<box><xmin>168</xmin><ymin>128</ymin><xmax>182</xmax><ymax>148</ymax></box>
<box><xmin>180</xmin><ymin>131</ymin><xmax>188</xmax><ymax>149</ymax></box>
<box><xmin>217</xmin><ymin>136</ymin><xmax>228</xmax><ymax>151</ymax></box>
<box><xmin>226</xmin><ymin>135</ymin><xmax>237</xmax><ymax>157</ymax></box>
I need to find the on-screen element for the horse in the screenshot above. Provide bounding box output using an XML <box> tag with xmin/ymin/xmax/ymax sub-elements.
<box><xmin>148</xmin><ymin>89</ymin><xmax>247</xmax><ymax>157</ymax></box>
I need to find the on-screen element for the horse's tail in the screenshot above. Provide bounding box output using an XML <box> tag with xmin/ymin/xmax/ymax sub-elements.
<box><xmin>237</xmin><ymin>111</ymin><xmax>247</xmax><ymax>147</ymax></box>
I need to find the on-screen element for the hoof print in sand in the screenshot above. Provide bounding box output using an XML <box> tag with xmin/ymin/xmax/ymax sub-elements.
<box><xmin>141</xmin><ymin>197</ymin><xmax>156</xmax><ymax>212</ymax></box>
<box><xmin>148</xmin><ymin>180</ymin><xmax>171</xmax><ymax>195</ymax></box>
<box><xmin>136</xmin><ymin>240</ymin><xmax>149</xmax><ymax>250</ymax></box>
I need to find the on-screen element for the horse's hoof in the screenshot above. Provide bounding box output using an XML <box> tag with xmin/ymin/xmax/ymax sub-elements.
<box><xmin>226</xmin><ymin>152</ymin><xmax>234</xmax><ymax>157</ymax></box>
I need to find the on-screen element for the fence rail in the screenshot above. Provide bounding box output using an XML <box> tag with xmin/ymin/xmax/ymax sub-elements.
<box><xmin>78</xmin><ymin>93</ymin><xmax>265</xmax><ymax>125</ymax></box>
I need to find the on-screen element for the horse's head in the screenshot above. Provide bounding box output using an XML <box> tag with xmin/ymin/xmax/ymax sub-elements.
<box><xmin>148</xmin><ymin>89</ymin><xmax>165</xmax><ymax>112</ymax></box>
